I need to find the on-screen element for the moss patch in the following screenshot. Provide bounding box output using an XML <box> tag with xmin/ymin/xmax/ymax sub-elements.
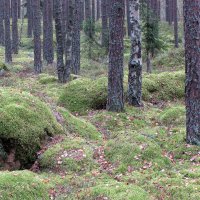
<box><xmin>0</xmin><ymin>170</ymin><xmax>49</xmax><ymax>200</ymax></box>
<box><xmin>39</xmin><ymin>137</ymin><xmax>97</xmax><ymax>174</ymax></box>
<box><xmin>0</xmin><ymin>88</ymin><xmax>63</xmax><ymax>167</ymax></box>
<box><xmin>38</xmin><ymin>74</ymin><xmax>57</xmax><ymax>84</ymax></box>
<box><xmin>60</xmin><ymin>108</ymin><xmax>102</xmax><ymax>140</ymax></box>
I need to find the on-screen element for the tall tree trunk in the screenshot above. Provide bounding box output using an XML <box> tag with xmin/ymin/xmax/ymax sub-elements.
<box><xmin>174</xmin><ymin>0</ymin><xmax>179</xmax><ymax>48</ymax></box>
<box><xmin>4</xmin><ymin>0</ymin><xmax>12</xmax><ymax>63</ymax></box>
<box><xmin>146</xmin><ymin>52</ymin><xmax>152</xmax><ymax>73</ymax></box>
<box><xmin>184</xmin><ymin>0</ymin><xmax>200</xmax><ymax>145</ymax></box>
<box><xmin>32</xmin><ymin>0</ymin><xmax>42</xmax><ymax>73</ymax></box>
<box><xmin>43</xmin><ymin>0</ymin><xmax>54</xmax><ymax>64</ymax></box>
<box><xmin>107</xmin><ymin>0</ymin><xmax>125</xmax><ymax>112</ymax></box>
<box><xmin>80</xmin><ymin>0</ymin><xmax>84</xmax><ymax>25</ymax></box>
<box><xmin>96</xmin><ymin>0</ymin><xmax>100</xmax><ymax>21</ymax></box>
<box><xmin>92</xmin><ymin>0</ymin><xmax>95</xmax><ymax>21</ymax></box>
<box><xmin>65</xmin><ymin>0</ymin><xmax>73</xmax><ymax>80</ymax></box>
<box><xmin>27</xmin><ymin>0</ymin><xmax>33</xmax><ymax>38</ymax></box>
<box><xmin>101</xmin><ymin>0</ymin><xmax>108</xmax><ymax>47</ymax></box>
<box><xmin>85</xmin><ymin>0</ymin><xmax>91</xmax><ymax>20</ymax></box>
<box><xmin>128</xmin><ymin>0</ymin><xmax>142</xmax><ymax>107</ymax></box>
<box><xmin>72</xmin><ymin>0</ymin><xmax>81</xmax><ymax>74</ymax></box>
<box><xmin>18</xmin><ymin>0</ymin><xmax>21</xmax><ymax>18</ymax></box>
<box><xmin>12</xmin><ymin>0</ymin><xmax>19</xmax><ymax>54</ymax></box>
<box><xmin>0</xmin><ymin>0</ymin><xmax>5</xmax><ymax>46</ymax></box>
<box><xmin>55</xmin><ymin>0</ymin><xmax>69</xmax><ymax>82</ymax></box>
<box><xmin>126</xmin><ymin>0</ymin><xmax>131</xmax><ymax>36</ymax></box>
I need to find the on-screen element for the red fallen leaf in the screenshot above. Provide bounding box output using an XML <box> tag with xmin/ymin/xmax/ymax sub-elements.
<box><xmin>127</xmin><ymin>165</ymin><xmax>134</xmax><ymax>173</ymax></box>
<box><xmin>42</xmin><ymin>179</ymin><xmax>50</xmax><ymax>184</ymax></box>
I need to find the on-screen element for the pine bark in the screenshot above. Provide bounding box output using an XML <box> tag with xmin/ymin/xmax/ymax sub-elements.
<box><xmin>174</xmin><ymin>0</ymin><xmax>179</xmax><ymax>48</ymax></box>
<box><xmin>126</xmin><ymin>0</ymin><xmax>131</xmax><ymax>36</ymax></box>
<box><xmin>4</xmin><ymin>0</ymin><xmax>12</xmax><ymax>63</ymax></box>
<box><xmin>184</xmin><ymin>0</ymin><xmax>200</xmax><ymax>145</ymax></box>
<box><xmin>96</xmin><ymin>0</ymin><xmax>100</xmax><ymax>21</ymax></box>
<box><xmin>128</xmin><ymin>0</ymin><xmax>142</xmax><ymax>107</ymax></box>
<box><xmin>72</xmin><ymin>0</ymin><xmax>81</xmax><ymax>74</ymax></box>
<box><xmin>101</xmin><ymin>0</ymin><xmax>108</xmax><ymax>47</ymax></box>
<box><xmin>18</xmin><ymin>0</ymin><xmax>21</xmax><ymax>18</ymax></box>
<box><xmin>54</xmin><ymin>0</ymin><xmax>69</xmax><ymax>82</ymax></box>
<box><xmin>92</xmin><ymin>0</ymin><xmax>95</xmax><ymax>21</ymax></box>
<box><xmin>107</xmin><ymin>0</ymin><xmax>125</xmax><ymax>112</ymax></box>
<box><xmin>43</xmin><ymin>0</ymin><xmax>54</xmax><ymax>64</ymax></box>
<box><xmin>85</xmin><ymin>0</ymin><xmax>91</xmax><ymax>20</ymax></box>
<box><xmin>12</xmin><ymin>0</ymin><xmax>19</xmax><ymax>54</ymax></box>
<box><xmin>27</xmin><ymin>0</ymin><xmax>33</xmax><ymax>38</ymax></box>
<box><xmin>32</xmin><ymin>0</ymin><xmax>42</xmax><ymax>73</ymax></box>
<box><xmin>0</xmin><ymin>0</ymin><xmax>5</xmax><ymax>46</ymax></box>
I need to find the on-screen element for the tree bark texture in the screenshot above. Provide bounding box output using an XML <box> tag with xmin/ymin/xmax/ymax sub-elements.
<box><xmin>0</xmin><ymin>0</ymin><xmax>5</xmax><ymax>46</ymax></box>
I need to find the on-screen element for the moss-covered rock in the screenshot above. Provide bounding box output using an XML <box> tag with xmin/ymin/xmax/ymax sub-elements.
<box><xmin>60</xmin><ymin>108</ymin><xmax>101</xmax><ymax>140</ymax></box>
<box><xmin>159</xmin><ymin>106</ymin><xmax>185</xmax><ymax>125</ymax></box>
<box><xmin>59</xmin><ymin>71</ymin><xmax>184</xmax><ymax>113</ymax></box>
<box><xmin>39</xmin><ymin>137</ymin><xmax>97</xmax><ymax>174</ymax></box>
<box><xmin>0</xmin><ymin>88</ymin><xmax>63</xmax><ymax>167</ymax></box>
<box><xmin>0</xmin><ymin>170</ymin><xmax>49</xmax><ymax>200</ymax></box>
<box><xmin>38</xmin><ymin>74</ymin><xmax>57</xmax><ymax>84</ymax></box>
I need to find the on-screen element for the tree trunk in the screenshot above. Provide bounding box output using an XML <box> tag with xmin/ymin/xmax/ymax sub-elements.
<box><xmin>0</xmin><ymin>0</ymin><xmax>5</xmax><ymax>46</ymax></box>
<box><xmin>101</xmin><ymin>0</ymin><xmax>108</xmax><ymax>47</ymax></box>
<box><xmin>126</xmin><ymin>0</ymin><xmax>131</xmax><ymax>37</ymax></box>
<box><xmin>92</xmin><ymin>0</ymin><xmax>95</xmax><ymax>21</ymax></box>
<box><xmin>43</xmin><ymin>0</ymin><xmax>54</xmax><ymax>64</ymax></box>
<box><xmin>96</xmin><ymin>0</ymin><xmax>100</xmax><ymax>21</ymax></box>
<box><xmin>184</xmin><ymin>0</ymin><xmax>200</xmax><ymax>145</ymax></box>
<box><xmin>146</xmin><ymin>52</ymin><xmax>152</xmax><ymax>73</ymax></box>
<box><xmin>107</xmin><ymin>0</ymin><xmax>125</xmax><ymax>112</ymax></box>
<box><xmin>55</xmin><ymin>0</ymin><xmax>68</xmax><ymax>82</ymax></box>
<box><xmin>4</xmin><ymin>0</ymin><xmax>12</xmax><ymax>63</ymax></box>
<box><xmin>18</xmin><ymin>0</ymin><xmax>21</xmax><ymax>18</ymax></box>
<box><xmin>32</xmin><ymin>0</ymin><xmax>42</xmax><ymax>73</ymax></box>
<box><xmin>128</xmin><ymin>0</ymin><xmax>143</xmax><ymax>107</ymax></box>
<box><xmin>27</xmin><ymin>0</ymin><xmax>33</xmax><ymax>38</ymax></box>
<box><xmin>72</xmin><ymin>0</ymin><xmax>81</xmax><ymax>75</ymax></box>
<box><xmin>174</xmin><ymin>0</ymin><xmax>179</xmax><ymax>48</ymax></box>
<box><xmin>12</xmin><ymin>0</ymin><xmax>19</xmax><ymax>54</ymax></box>
<box><xmin>85</xmin><ymin>0</ymin><xmax>91</xmax><ymax>20</ymax></box>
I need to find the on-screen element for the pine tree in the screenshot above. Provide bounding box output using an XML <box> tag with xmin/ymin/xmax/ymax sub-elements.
<box><xmin>32</xmin><ymin>0</ymin><xmax>42</xmax><ymax>73</ymax></box>
<box><xmin>128</xmin><ymin>0</ymin><xmax>142</xmax><ymax>107</ymax></box>
<box><xmin>184</xmin><ymin>0</ymin><xmax>200</xmax><ymax>145</ymax></box>
<box><xmin>107</xmin><ymin>0</ymin><xmax>125</xmax><ymax>112</ymax></box>
<box><xmin>0</xmin><ymin>0</ymin><xmax>5</xmax><ymax>46</ymax></box>
<box><xmin>101</xmin><ymin>0</ymin><xmax>108</xmax><ymax>47</ymax></box>
<box><xmin>27</xmin><ymin>0</ymin><xmax>33</xmax><ymax>38</ymax></box>
<box><xmin>4</xmin><ymin>0</ymin><xmax>12</xmax><ymax>63</ymax></box>
<box><xmin>174</xmin><ymin>0</ymin><xmax>179</xmax><ymax>48</ymax></box>
<box><xmin>12</xmin><ymin>0</ymin><xmax>19</xmax><ymax>54</ymax></box>
<box><xmin>43</xmin><ymin>0</ymin><xmax>54</xmax><ymax>64</ymax></box>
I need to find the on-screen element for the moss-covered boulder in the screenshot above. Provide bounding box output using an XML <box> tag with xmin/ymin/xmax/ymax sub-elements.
<box><xmin>0</xmin><ymin>89</ymin><xmax>63</xmax><ymax>168</ymax></box>
<box><xmin>38</xmin><ymin>74</ymin><xmax>57</xmax><ymax>84</ymax></box>
<box><xmin>39</xmin><ymin>137</ymin><xmax>97</xmax><ymax>174</ymax></box>
<box><xmin>59</xmin><ymin>71</ymin><xmax>184</xmax><ymax>113</ymax></box>
<box><xmin>0</xmin><ymin>171</ymin><xmax>49</xmax><ymax>200</ymax></box>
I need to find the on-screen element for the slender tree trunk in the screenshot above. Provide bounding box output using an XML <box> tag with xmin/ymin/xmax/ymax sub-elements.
<box><xmin>55</xmin><ymin>0</ymin><xmax>69</xmax><ymax>82</ymax></box>
<box><xmin>27</xmin><ymin>0</ymin><xmax>33</xmax><ymax>38</ymax></box>
<box><xmin>92</xmin><ymin>0</ymin><xmax>95</xmax><ymax>21</ymax></box>
<box><xmin>0</xmin><ymin>0</ymin><xmax>5</xmax><ymax>46</ymax></box>
<box><xmin>96</xmin><ymin>0</ymin><xmax>100</xmax><ymax>21</ymax></box>
<box><xmin>43</xmin><ymin>0</ymin><xmax>54</xmax><ymax>64</ymax></box>
<box><xmin>184</xmin><ymin>0</ymin><xmax>200</xmax><ymax>145</ymax></box>
<box><xmin>101</xmin><ymin>0</ymin><xmax>108</xmax><ymax>47</ymax></box>
<box><xmin>32</xmin><ymin>0</ymin><xmax>42</xmax><ymax>73</ymax></box>
<box><xmin>174</xmin><ymin>0</ymin><xmax>179</xmax><ymax>48</ymax></box>
<box><xmin>4</xmin><ymin>0</ymin><xmax>12</xmax><ymax>63</ymax></box>
<box><xmin>107</xmin><ymin>0</ymin><xmax>125</xmax><ymax>112</ymax></box>
<box><xmin>72</xmin><ymin>0</ymin><xmax>81</xmax><ymax>74</ymax></box>
<box><xmin>85</xmin><ymin>0</ymin><xmax>91</xmax><ymax>20</ymax></box>
<box><xmin>80</xmin><ymin>0</ymin><xmax>84</xmax><ymax>25</ymax></box>
<box><xmin>65</xmin><ymin>0</ymin><xmax>73</xmax><ymax>79</ymax></box>
<box><xmin>18</xmin><ymin>0</ymin><xmax>21</xmax><ymax>18</ymax></box>
<box><xmin>146</xmin><ymin>52</ymin><xmax>152</xmax><ymax>73</ymax></box>
<box><xmin>126</xmin><ymin>0</ymin><xmax>131</xmax><ymax>37</ymax></box>
<box><xmin>128</xmin><ymin>0</ymin><xmax>142</xmax><ymax>107</ymax></box>
<box><xmin>12</xmin><ymin>0</ymin><xmax>19</xmax><ymax>54</ymax></box>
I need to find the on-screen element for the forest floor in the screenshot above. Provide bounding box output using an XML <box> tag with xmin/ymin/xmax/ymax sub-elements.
<box><xmin>0</xmin><ymin>24</ymin><xmax>200</xmax><ymax>200</ymax></box>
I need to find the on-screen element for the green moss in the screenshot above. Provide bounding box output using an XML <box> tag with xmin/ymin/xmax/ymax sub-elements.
<box><xmin>38</xmin><ymin>74</ymin><xmax>57</xmax><ymax>84</ymax></box>
<box><xmin>59</xmin><ymin>71</ymin><xmax>184</xmax><ymax>113</ymax></box>
<box><xmin>0</xmin><ymin>62</ymin><xmax>8</xmax><ymax>71</ymax></box>
<box><xmin>73</xmin><ymin>178</ymin><xmax>149</xmax><ymax>200</ymax></box>
<box><xmin>59</xmin><ymin>108</ymin><xmax>101</xmax><ymax>140</ymax></box>
<box><xmin>0</xmin><ymin>88</ymin><xmax>63</xmax><ymax>166</ymax></box>
<box><xmin>39</xmin><ymin>137</ymin><xmax>97</xmax><ymax>174</ymax></box>
<box><xmin>0</xmin><ymin>170</ymin><xmax>49</xmax><ymax>200</ymax></box>
<box><xmin>20</xmin><ymin>38</ymin><xmax>34</xmax><ymax>50</ymax></box>
<box><xmin>160</xmin><ymin>106</ymin><xmax>185</xmax><ymax>125</ymax></box>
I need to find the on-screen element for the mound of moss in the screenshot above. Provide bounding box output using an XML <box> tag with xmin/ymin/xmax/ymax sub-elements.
<box><xmin>0</xmin><ymin>170</ymin><xmax>49</xmax><ymax>200</ymax></box>
<box><xmin>59</xmin><ymin>71</ymin><xmax>184</xmax><ymax>113</ymax></box>
<box><xmin>0</xmin><ymin>89</ymin><xmax>63</xmax><ymax>167</ymax></box>
<box><xmin>60</xmin><ymin>108</ymin><xmax>101</xmax><ymax>140</ymax></box>
<box><xmin>159</xmin><ymin>106</ymin><xmax>185</xmax><ymax>125</ymax></box>
<box><xmin>38</xmin><ymin>74</ymin><xmax>57</xmax><ymax>84</ymax></box>
<box><xmin>0</xmin><ymin>62</ymin><xmax>8</xmax><ymax>71</ymax></box>
<box><xmin>69</xmin><ymin>177</ymin><xmax>149</xmax><ymax>200</ymax></box>
<box><xmin>39</xmin><ymin>137</ymin><xmax>97</xmax><ymax>174</ymax></box>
